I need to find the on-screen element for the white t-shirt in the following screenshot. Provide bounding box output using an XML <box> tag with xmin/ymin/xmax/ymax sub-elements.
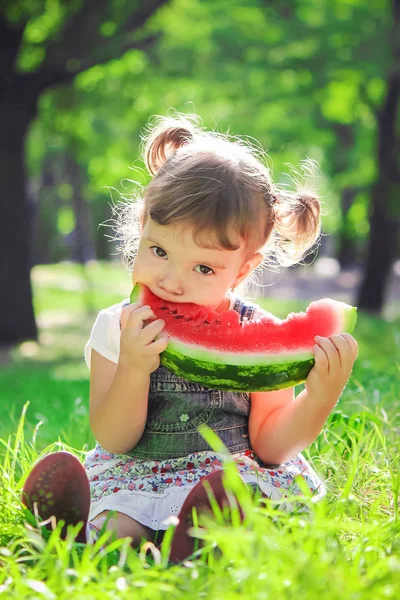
<box><xmin>84</xmin><ymin>294</ymin><xmax>268</xmax><ymax>369</ymax></box>
<box><xmin>85</xmin><ymin>300</ymin><xmax>125</xmax><ymax>368</ymax></box>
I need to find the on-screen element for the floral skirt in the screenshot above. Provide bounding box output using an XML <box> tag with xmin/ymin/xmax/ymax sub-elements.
<box><xmin>84</xmin><ymin>444</ymin><xmax>326</xmax><ymax>531</ymax></box>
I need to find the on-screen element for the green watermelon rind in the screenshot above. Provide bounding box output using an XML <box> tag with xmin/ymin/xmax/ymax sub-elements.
<box><xmin>161</xmin><ymin>349</ymin><xmax>314</xmax><ymax>392</ymax></box>
<box><xmin>343</xmin><ymin>305</ymin><xmax>358</xmax><ymax>335</ymax></box>
<box><xmin>166</xmin><ymin>339</ymin><xmax>313</xmax><ymax>365</ymax></box>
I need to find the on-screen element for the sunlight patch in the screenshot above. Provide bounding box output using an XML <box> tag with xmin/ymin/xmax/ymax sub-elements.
<box><xmin>18</xmin><ymin>341</ymin><xmax>40</xmax><ymax>358</ymax></box>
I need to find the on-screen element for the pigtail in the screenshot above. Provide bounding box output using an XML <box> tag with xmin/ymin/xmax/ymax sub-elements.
<box><xmin>271</xmin><ymin>160</ymin><xmax>322</xmax><ymax>266</ymax></box>
<box><xmin>142</xmin><ymin>113</ymin><xmax>199</xmax><ymax>176</ymax></box>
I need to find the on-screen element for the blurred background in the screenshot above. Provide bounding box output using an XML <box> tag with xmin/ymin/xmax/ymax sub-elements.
<box><xmin>0</xmin><ymin>0</ymin><xmax>399</xmax><ymax>370</ymax></box>
<box><xmin>1</xmin><ymin>4</ymin><xmax>400</xmax><ymax>586</ymax></box>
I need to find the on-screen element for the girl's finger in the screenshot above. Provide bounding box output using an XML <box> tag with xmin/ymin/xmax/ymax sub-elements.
<box><xmin>139</xmin><ymin>319</ymin><xmax>166</xmax><ymax>345</ymax></box>
<box><xmin>146</xmin><ymin>334</ymin><xmax>170</xmax><ymax>354</ymax></box>
<box><xmin>327</xmin><ymin>334</ymin><xmax>350</xmax><ymax>368</ymax></box>
<box><xmin>313</xmin><ymin>344</ymin><xmax>329</xmax><ymax>374</ymax></box>
<box><xmin>340</xmin><ymin>333</ymin><xmax>359</xmax><ymax>360</ymax></box>
<box><xmin>120</xmin><ymin>302</ymin><xmax>142</xmax><ymax>330</ymax></box>
<box><xmin>314</xmin><ymin>336</ymin><xmax>340</xmax><ymax>373</ymax></box>
<box><xmin>329</xmin><ymin>334</ymin><xmax>356</xmax><ymax>369</ymax></box>
<box><xmin>125</xmin><ymin>305</ymin><xmax>156</xmax><ymax>334</ymax></box>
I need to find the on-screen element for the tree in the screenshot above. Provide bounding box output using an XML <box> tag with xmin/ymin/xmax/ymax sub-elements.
<box><xmin>357</xmin><ymin>0</ymin><xmax>400</xmax><ymax>312</ymax></box>
<box><xmin>0</xmin><ymin>0</ymin><xmax>167</xmax><ymax>345</ymax></box>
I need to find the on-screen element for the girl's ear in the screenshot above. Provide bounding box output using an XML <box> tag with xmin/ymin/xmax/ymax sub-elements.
<box><xmin>233</xmin><ymin>252</ymin><xmax>263</xmax><ymax>288</ymax></box>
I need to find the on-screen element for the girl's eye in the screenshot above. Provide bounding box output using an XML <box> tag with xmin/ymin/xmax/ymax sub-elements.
<box><xmin>151</xmin><ymin>246</ymin><xmax>166</xmax><ymax>258</ymax></box>
<box><xmin>194</xmin><ymin>264</ymin><xmax>214</xmax><ymax>275</ymax></box>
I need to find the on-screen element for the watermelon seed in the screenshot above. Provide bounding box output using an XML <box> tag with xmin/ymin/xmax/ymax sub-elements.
<box><xmin>160</xmin><ymin>307</ymin><xmax>168</xmax><ymax>310</ymax></box>
<box><xmin>216</xmin><ymin>320</ymin><xmax>220</xmax><ymax>324</ymax></box>
<box><xmin>204</xmin><ymin>321</ymin><xmax>209</xmax><ymax>325</ymax></box>
<box><xmin>169</xmin><ymin>310</ymin><xmax>178</xmax><ymax>314</ymax></box>
<box><xmin>174</xmin><ymin>315</ymin><xmax>184</xmax><ymax>319</ymax></box>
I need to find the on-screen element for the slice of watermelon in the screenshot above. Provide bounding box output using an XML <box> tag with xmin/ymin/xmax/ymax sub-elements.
<box><xmin>130</xmin><ymin>286</ymin><xmax>357</xmax><ymax>392</ymax></box>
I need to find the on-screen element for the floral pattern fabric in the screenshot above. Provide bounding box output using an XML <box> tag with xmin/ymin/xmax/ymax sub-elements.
<box><xmin>84</xmin><ymin>443</ymin><xmax>326</xmax><ymax>530</ymax></box>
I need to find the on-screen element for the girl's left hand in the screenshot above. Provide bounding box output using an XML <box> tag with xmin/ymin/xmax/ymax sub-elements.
<box><xmin>305</xmin><ymin>333</ymin><xmax>358</xmax><ymax>404</ymax></box>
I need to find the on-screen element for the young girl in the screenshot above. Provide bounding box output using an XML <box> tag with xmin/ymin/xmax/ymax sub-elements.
<box><xmin>22</xmin><ymin>112</ymin><xmax>358</xmax><ymax>563</ymax></box>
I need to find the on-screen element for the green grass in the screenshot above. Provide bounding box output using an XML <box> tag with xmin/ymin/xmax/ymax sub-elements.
<box><xmin>1</xmin><ymin>261</ymin><xmax>399</xmax><ymax>598</ymax></box>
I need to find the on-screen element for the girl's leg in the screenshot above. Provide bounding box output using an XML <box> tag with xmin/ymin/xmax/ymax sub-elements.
<box><xmin>21</xmin><ymin>451</ymin><xmax>90</xmax><ymax>543</ymax></box>
<box><xmin>168</xmin><ymin>469</ymin><xmax>246</xmax><ymax>564</ymax></box>
<box><xmin>91</xmin><ymin>510</ymin><xmax>155</xmax><ymax>548</ymax></box>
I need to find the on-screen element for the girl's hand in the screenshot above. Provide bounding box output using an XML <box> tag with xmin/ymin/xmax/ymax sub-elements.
<box><xmin>305</xmin><ymin>333</ymin><xmax>358</xmax><ymax>404</ymax></box>
<box><xmin>119</xmin><ymin>303</ymin><xmax>169</xmax><ymax>375</ymax></box>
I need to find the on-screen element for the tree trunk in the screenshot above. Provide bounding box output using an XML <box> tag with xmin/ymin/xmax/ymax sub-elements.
<box><xmin>0</xmin><ymin>104</ymin><xmax>37</xmax><ymax>344</ymax></box>
<box><xmin>357</xmin><ymin>70</ymin><xmax>400</xmax><ymax>312</ymax></box>
<box><xmin>357</xmin><ymin>197</ymin><xmax>398</xmax><ymax>312</ymax></box>
<box><xmin>66</xmin><ymin>155</ymin><xmax>96</xmax><ymax>264</ymax></box>
<box><xmin>31</xmin><ymin>161</ymin><xmax>62</xmax><ymax>265</ymax></box>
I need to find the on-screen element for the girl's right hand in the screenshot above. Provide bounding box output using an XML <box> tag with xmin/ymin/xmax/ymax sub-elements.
<box><xmin>119</xmin><ymin>303</ymin><xmax>169</xmax><ymax>375</ymax></box>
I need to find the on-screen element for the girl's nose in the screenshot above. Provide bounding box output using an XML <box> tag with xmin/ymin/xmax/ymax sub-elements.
<box><xmin>158</xmin><ymin>273</ymin><xmax>184</xmax><ymax>295</ymax></box>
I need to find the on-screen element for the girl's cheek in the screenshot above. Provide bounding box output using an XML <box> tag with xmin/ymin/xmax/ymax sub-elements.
<box><xmin>137</xmin><ymin>256</ymin><xmax>160</xmax><ymax>280</ymax></box>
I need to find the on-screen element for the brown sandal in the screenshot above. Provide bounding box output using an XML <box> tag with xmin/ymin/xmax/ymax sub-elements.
<box><xmin>22</xmin><ymin>451</ymin><xmax>90</xmax><ymax>543</ymax></box>
<box><xmin>168</xmin><ymin>469</ymin><xmax>246</xmax><ymax>563</ymax></box>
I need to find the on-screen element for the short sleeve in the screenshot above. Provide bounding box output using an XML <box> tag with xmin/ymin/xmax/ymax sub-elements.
<box><xmin>84</xmin><ymin>302</ymin><xmax>125</xmax><ymax>368</ymax></box>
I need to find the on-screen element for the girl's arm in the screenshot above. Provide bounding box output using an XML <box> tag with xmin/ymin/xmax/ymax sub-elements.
<box><xmin>249</xmin><ymin>387</ymin><xmax>332</xmax><ymax>465</ymax></box>
<box><xmin>89</xmin><ymin>350</ymin><xmax>150</xmax><ymax>455</ymax></box>
<box><xmin>89</xmin><ymin>302</ymin><xmax>169</xmax><ymax>455</ymax></box>
<box><xmin>249</xmin><ymin>332</ymin><xmax>358</xmax><ymax>465</ymax></box>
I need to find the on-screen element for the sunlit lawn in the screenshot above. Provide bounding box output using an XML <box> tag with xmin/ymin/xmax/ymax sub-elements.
<box><xmin>0</xmin><ymin>261</ymin><xmax>399</xmax><ymax>598</ymax></box>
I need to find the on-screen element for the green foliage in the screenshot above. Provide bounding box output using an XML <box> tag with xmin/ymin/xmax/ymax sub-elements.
<box><xmin>21</xmin><ymin>0</ymin><xmax>395</xmax><ymax>266</ymax></box>
<box><xmin>57</xmin><ymin>206</ymin><xmax>75</xmax><ymax>236</ymax></box>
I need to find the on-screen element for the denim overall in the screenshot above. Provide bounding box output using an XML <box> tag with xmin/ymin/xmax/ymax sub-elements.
<box><xmin>128</xmin><ymin>298</ymin><xmax>257</xmax><ymax>461</ymax></box>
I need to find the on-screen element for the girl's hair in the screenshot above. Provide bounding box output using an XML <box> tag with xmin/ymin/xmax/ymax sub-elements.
<box><xmin>112</xmin><ymin>111</ymin><xmax>321</xmax><ymax>295</ymax></box>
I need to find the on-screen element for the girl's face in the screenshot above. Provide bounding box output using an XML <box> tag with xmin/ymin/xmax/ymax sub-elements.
<box><xmin>132</xmin><ymin>219</ymin><xmax>261</xmax><ymax>311</ymax></box>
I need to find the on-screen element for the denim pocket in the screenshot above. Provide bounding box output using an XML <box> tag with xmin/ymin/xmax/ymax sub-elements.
<box><xmin>146</xmin><ymin>374</ymin><xmax>222</xmax><ymax>433</ymax></box>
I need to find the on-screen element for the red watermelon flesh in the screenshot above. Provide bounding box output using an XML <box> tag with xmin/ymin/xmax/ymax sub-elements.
<box><xmin>137</xmin><ymin>286</ymin><xmax>354</xmax><ymax>354</ymax></box>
